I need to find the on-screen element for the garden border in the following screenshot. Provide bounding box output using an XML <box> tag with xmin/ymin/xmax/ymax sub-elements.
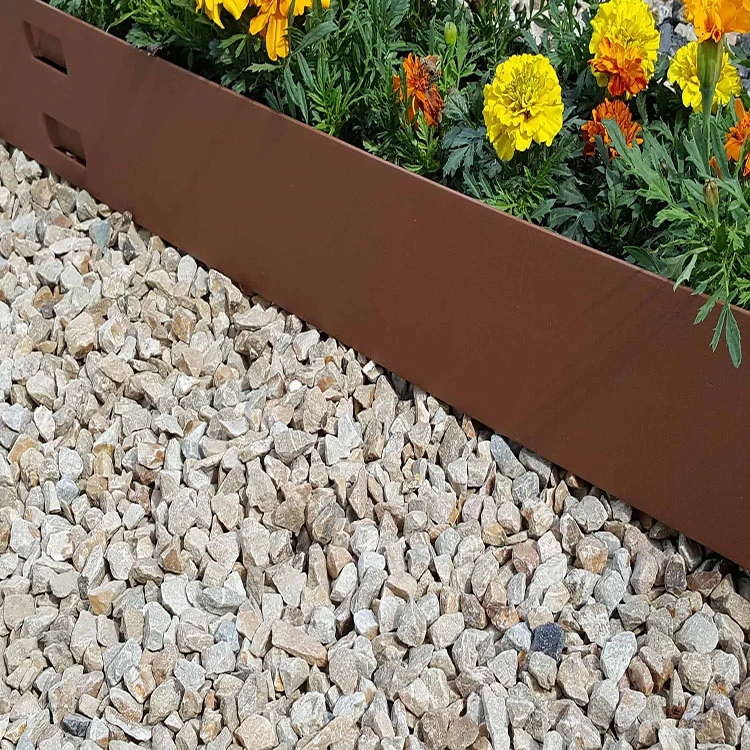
<box><xmin>2</xmin><ymin>0</ymin><xmax>750</xmax><ymax>567</ymax></box>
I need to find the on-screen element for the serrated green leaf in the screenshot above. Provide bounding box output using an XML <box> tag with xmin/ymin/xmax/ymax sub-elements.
<box><xmin>626</xmin><ymin>245</ymin><xmax>662</xmax><ymax>273</ymax></box>
<box><xmin>726</xmin><ymin>307</ymin><xmax>742</xmax><ymax>367</ymax></box>
<box><xmin>297</xmin><ymin>54</ymin><xmax>315</xmax><ymax>89</ymax></box>
<box><xmin>295</xmin><ymin>20</ymin><xmax>337</xmax><ymax>54</ymax></box>
<box><xmin>443</xmin><ymin>147</ymin><xmax>467</xmax><ymax>177</ymax></box>
<box><xmin>245</xmin><ymin>62</ymin><xmax>280</xmax><ymax>73</ymax></box>
<box><xmin>219</xmin><ymin>33</ymin><xmax>248</xmax><ymax>49</ymax></box>
<box><xmin>672</xmin><ymin>253</ymin><xmax>698</xmax><ymax>289</ymax></box>
<box><xmin>693</xmin><ymin>292</ymin><xmax>719</xmax><ymax>325</ymax></box>
<box><xmin>387</xmin><ymin>0</ymin><xmax>409</xmax><ymax>28</ymax></box>
<box><xmin>711</xmin><ymin>305</ymin><xmax>728</xmax><ymax>351</ymax></box>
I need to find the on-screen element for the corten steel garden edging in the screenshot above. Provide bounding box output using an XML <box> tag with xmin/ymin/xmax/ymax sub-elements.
<box><xmin>2</xmin><ymin>0</ymin><xmax>750</xmax><ymax>567</ymax></box>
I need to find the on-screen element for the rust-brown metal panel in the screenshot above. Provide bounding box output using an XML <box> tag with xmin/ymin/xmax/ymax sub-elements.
<box><xmin>1</xmin><ymin>0</ymin><xmax>749</xmax><ymax>565</ymax></box>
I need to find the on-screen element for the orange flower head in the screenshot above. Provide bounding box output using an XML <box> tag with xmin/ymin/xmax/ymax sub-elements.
<box><xmin>589</xmin><ymin>0</ymin><xmax>660</xmax><ymax>96</ymax></box>
<box><xmin>725</xmin><ymin>98</ymin><xmax>750</xmax><ymax>175</ymax></box>
<box><xmin>709</xmin><ymin>155</ymin><xmax>724</xmax><ymax>179</ymax></box>
<box><xmin>393</xmin><ymin>54</ymin><xmax>444</xmax><ymax>128</ymax></box>
<box><xmin>581</xmin><ymin>99</ymin><xmax>643</xmax><ymax>158</ymax></box>
<box><xmin>683</xmin><ymin>0</ymin><xmax>750</xmax><ymax>41</ymax></box>
<box><xmin>590</xmin><ymin>38</ymin><xmax>649</xmax><ymax>97</ymax></box>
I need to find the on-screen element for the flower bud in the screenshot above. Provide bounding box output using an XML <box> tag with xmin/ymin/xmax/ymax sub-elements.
<box><xmin>444</xmin><ymin>21</ymin><xmax>458</xmax><ymax>46</ymax></box>
<box><xmin>697</xmin><ymin>39</ymin><xmax>723</xmax><ymax>118</ymax></box>
<box><xmin>704</xmin><ymin>178</ymin><xmax>719</xmax><ymax>212</ymax></box>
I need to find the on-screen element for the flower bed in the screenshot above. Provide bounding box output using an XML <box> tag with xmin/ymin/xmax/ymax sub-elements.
<box><xmin>2</xmin><ymin>0</ymin><xmax>750</xmax><ymax>566</ymax></box>
<box><xmin>49</xmin><ymin>0</ymin><xmax>750</xmax><ymax>366</ymax></box>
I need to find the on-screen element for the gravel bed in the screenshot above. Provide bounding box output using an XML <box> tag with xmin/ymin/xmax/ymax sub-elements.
<box><xmin>1</xmin><ymin>140</ymin><xmax>750</xmax><ymax>750</ymax></box>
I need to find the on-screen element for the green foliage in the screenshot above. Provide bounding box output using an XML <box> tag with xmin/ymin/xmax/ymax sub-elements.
<box><xmin>469</xmin><ymin>0</ymin><xmax>528</xmax><ymax>67</ymax></box>
<box><xmin>531</xmin><ymin>0</ymin><xmax>593</xmax><ymax>84</ymax></box>
<box><xmin>123</xmin><ymin>0</ymin><xmax>217</xmax><ymax>63</ymax></box>
<box><xmin>48</xmin><ymin>0</ymin><xmax>750</xmax><ymax>365</ymax></box>
<box><xmin>466</xmin><ymin>145</ymin><xmax>571</xmax><ymax>222</ymax></box>
<box><xmin>605</xmin><ymin>113</ymin><xmax>750</xmax><ymax>366</ymax></box>
<box><xmin>50</xmin><ymin>0</ymin><xmax>125</xmax><ymax>29</ymax></box>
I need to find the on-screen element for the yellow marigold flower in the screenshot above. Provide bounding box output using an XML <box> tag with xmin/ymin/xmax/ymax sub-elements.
<box><xmin>589</xmin><ymin>0</ymin><xmax>660</xmax><ymax>97</ymax></box>
<box><xmin>683</xmin><ymin>0</ymin><xmax>750</xmax><ymax>42</ymax></box>
<box><xmin>582</xmin><ymin>99</ymin><xmax>643</xmax><ymax>158</ymax></box>
<box><xmin>667</xmin><ymin>41</ymin><xmax>741</xmax><ymax>111</ymax></box>
<box><xmin>248</xmin><ymin>0</ymin><xmax>330</xmax><ymax>61</ymax></box>
<box><xmin>295</xmin><ymin>0</ymin><xmax>331</xmax><ymax>11</ymax></box>
<box><xmin>483</xmin><ymin>54</ymin><xmax>564</xmax><ymax>161</ymax></box>
<box><xmin>196</xmin><ymin>0</ymin><xmax>249</xmax><ymax>28</ymax></box>
<box><xmin>249</xmin><ymin>0</ymin><xmax>291</xmax><ymax>60</ymax></box>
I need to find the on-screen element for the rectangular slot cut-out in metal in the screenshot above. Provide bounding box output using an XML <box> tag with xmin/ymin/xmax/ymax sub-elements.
<box><xmin>24</xmin><ymin>22</ymin><xmax>67</xmax><ymax>73</ymax></box>
<box><xmin>43</xmin><ymin>114</ymin><xmax>86</xmax><ymax>166</ymax></box>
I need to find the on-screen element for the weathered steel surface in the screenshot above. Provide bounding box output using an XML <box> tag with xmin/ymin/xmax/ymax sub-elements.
<box><xmin>2</xmin><ymin>0</ymin><xmax>749</xmax><ymax>565</ymax></box>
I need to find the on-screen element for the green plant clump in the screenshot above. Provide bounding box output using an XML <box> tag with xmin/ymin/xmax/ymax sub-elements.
<box><xmin>49</xmin><ymin>0</ymin><xmax>750</xmax><ymax>365</ymax></box>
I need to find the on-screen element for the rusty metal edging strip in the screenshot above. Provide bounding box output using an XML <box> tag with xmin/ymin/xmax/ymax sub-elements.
<box><xmin>1</xmin><ymin>0</ymin><xmax>749</xmax><ymax>566</ymax></box>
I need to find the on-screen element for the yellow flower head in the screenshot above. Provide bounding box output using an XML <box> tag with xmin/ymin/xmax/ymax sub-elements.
<box><xmin>248</xmin><ymin>0</ymin><xmax>330</xmax><ymax>61</ymax></box>
<box><xmin>667</xmin><ymin>41</ymin><xmax>741</xmax><ymax>111</ymax></box>
<box><xmin>197</xmin><ymin>0</ymin><xmax>331</xmax><ymax>60</ymax></box>
<box><xmin>483</xmin><ymin>54</ymin><xmax>564</xmax><ymax>161</ymax></box>
<box><xmin>589</xmin><ymin>0</ymin><xmax>660</xmax><ymax>97</ymax></box>
<box><xmin>683</xmin><ymin>0</ymin><xmax>750</xmax><ymax>41</ymax></box>
<box><xmin>196</xmin><ymin>0</ymin><xmax>250</xmax><ymax>28</ymax></box>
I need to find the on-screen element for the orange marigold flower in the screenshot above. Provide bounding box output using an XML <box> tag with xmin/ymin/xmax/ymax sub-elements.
<box><xmin>590</xmin><ymin>38</ymin><xmax>649</xmax><ymax>97</ymax></box>
<box><xmin>683</xmin><ymin>0</ymin><xmax>750</xmax><ymax>42</ymax></box>
<box><xmin>725</xmin><ymin>98</ymin><xmax>750</xmax><ymax>175</ymax></box>
<box><xmin>589</xmin><ymin>0</ymin><xmax>659</xmax><ymax>97</ymax></box>
<box><xmin>582</xmin><ymin>99</ymin><xmax>643</xmax><ymax>158</ymax></box>
<box><xmin>709</xmin><ymin>155</ymin><xmax>724</xmax><ymax>179</ymax></box>
<box><xmin>393</xmin><ymin>54</ymin><xmax>444</xmax><ymax>128</ymax></box>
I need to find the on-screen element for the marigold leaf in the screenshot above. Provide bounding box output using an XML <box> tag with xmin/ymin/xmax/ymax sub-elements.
<box><xmin>626</xmin><ymin>246</ymin><xmax>661</xmax><ymax>273</ymax></box>
<box><xmin>245</xmin><ymin>62</ymin><xmax>280</xmax><ymax>72</ymax></box>
<box><xmin>387</xmin><ymin>0</ymin><xmax>409</xmax><ymax>29</ymax></box>
<box><xmin>711</xmin><ymin>305</ymin><xmax>728</xmax><ymax>351</ymax></box>
<box><xmin>657</xmin><ymin>205</ymin><xmax>695</xmax><ymax>225</ymax></box>
<box><xmin>726</xmin><ymin>307</ymin><xmax>742</xmax><ymax>367</ymax></box>
<box><xmin>673</xmin><ymin>253</ymin><xmax>698</xmax><ymax>290</ymax></box>
<box><xmin>219</xmin><ymin>33</ymin><xmax>249</xmax><ymax>49</ymax></box>
<box><xmin>296</xmin><ymin>20</ymin><xmax>337</xmax><ymax>54</ymax></box>
<box><xmin>297</xmin><ymin>55</ymin><xmax>315</xmax><ymax>89</ymax></box>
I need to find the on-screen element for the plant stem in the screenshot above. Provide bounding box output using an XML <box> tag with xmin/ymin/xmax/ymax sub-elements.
<box><xmin>697</xmin><ymin>38</ymin><xmax>723</xmax><ymax>162</ymax></box>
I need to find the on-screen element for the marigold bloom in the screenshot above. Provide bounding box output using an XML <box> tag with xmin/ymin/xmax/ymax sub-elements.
<box><xmin>582</xmin><ymin>99</ymin><xmax>643</xmax><ymax>158</ymax></box>
<box><xmin>683</xmin><ymin>0</ymin><xmax>750</xmax><ymax>42</ymax></box>
<box><xmin>725</xmin><ymin>98</ymin><xmax>750</xmax><ymax>175</ymax></box>
<box><xmin>247</xmin><ymin>0</ymin><xmax>329</xmax><ymax>61</ymax></box>
<box><xmin>589</xmin><ymin>0</ymin><xmax>660</xmax><ymax>97</ymax></box>
<box><xmin>393</xmin><ymin>54</ymin><xmax>444</xmax><ymax>128</ymax></box>
<box><xmin>709</xmin><ymin>154</ymin><xmax>724</xmax><ymax>178</ymax></box>
<box><xmin>196</xmin><ymin>0</ymin><xmax>249</xmax><ymax>27</ymax></box>
<box><xmin>591</xmin><ymin>39</ymin><xmax>649</xmax><ymax>97</ymax></box>
<box><xmin>483</xmin><ymin>54</ymin><xmax>564</xmax><ymax>161</ymax></box>
<box><xmin>667</xmin><ymin>41</ymin><xmax>741</xmax><ymax>111</ymax></box>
